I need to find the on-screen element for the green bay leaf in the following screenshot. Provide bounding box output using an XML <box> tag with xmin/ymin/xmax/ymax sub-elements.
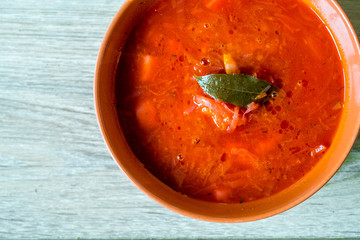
<box><xmin>195</xmin><ymin>74</ymin><xmax>278</xmax><ymax>107</ymax></box>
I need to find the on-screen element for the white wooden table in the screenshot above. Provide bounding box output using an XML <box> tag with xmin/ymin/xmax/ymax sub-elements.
<box><xmin>0</xmin><ymin>0</ymin><xmax>359</xmax><ymax>238</ymax></box>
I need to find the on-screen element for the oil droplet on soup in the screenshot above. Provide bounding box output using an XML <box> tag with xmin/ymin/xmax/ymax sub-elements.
<box><xmin>116</xmin><ymin>0</ymin><xmax>344</xmax><ymax>203</ymax></box>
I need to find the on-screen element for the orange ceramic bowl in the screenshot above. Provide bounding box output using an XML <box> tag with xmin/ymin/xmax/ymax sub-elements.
<box><xmin>95</xmin><ymin>0</ymin><xmax>360</xmax><ymax>222</ymax></box>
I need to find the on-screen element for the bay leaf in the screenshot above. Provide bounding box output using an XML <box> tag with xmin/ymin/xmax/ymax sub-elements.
<box><xmin>195</xmin><ymin>74</ymin><xmax>278</xmax><ymax>107</ymax></box>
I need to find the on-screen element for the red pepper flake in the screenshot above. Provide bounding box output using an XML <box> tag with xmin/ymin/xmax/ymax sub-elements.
<box><xmin>179</xmin><ymin>55</ymin><xmax>185</xmax><ymax>62</ymax></box>
<box><xmin>281</xmin><ymin>120</ymin><xmax>289</xmax><ymax>129</ymax></box>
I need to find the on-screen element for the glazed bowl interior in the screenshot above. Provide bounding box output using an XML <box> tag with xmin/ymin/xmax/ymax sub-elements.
<box><xmin>95</xmin><ymin>0</ymin><xmax>360</xmax><ymax>222</ymax></box>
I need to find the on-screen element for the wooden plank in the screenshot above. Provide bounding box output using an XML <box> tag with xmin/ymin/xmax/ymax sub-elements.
<box><xmin>0</xmin><ymin>0</ymin><xmax>359</xmax><ymax>238</ymax></box>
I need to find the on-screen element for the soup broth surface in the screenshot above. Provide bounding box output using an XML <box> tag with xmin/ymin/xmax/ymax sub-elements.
<box><xmin>116</xmin><ymin>0</ymin><xmax>344</xmax><ymax>203</ymax></box>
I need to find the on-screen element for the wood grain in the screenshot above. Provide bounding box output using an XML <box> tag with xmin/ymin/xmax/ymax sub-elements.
<box><xmin>0</xmin><ymin>0</ymin><xmax>359</xmax><ymax>238</ymax></box>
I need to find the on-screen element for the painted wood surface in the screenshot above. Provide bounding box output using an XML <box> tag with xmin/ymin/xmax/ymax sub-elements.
<box><xmin>0</xmin><ymin>0</ymin><xmax>359</xmax><ymax>239</ymax></box>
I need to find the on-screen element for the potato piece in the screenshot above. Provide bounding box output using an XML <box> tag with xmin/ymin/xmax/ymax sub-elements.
<box><xmin>135</xmin><ymin>100</ymin><xmax>158</xmax><ymax>131</ymax></box>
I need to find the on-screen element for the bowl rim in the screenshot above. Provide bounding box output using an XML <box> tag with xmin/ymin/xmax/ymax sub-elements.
<box><xmin>94</xmin><ymin>0</ymin><xmax>360</xmax><ymax>222</ymax></box>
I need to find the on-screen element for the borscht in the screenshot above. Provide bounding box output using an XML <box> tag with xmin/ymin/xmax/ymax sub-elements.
<box><xmin>116</xmin><ymin>0</ymin><xmax>344</xmax><ymax>203</ymax></box>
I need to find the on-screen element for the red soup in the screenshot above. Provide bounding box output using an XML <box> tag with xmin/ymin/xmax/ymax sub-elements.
<box><xmin>116</xmin><ymin>0</ymin><xmax>344</xmax><ymax>203</ymax></box>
